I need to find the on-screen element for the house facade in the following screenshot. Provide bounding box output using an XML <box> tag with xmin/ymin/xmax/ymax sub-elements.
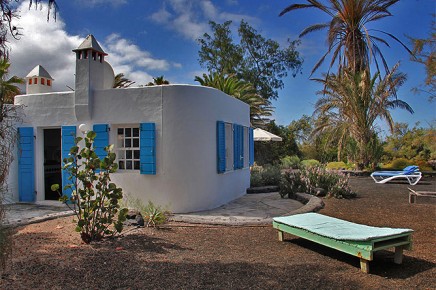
<box><xmin>7</xmin><ymin>35</ymin><xmax>253</xmax><ymax>213</ymax></box>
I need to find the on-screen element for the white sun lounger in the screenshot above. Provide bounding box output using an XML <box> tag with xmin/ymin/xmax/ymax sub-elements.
<box><xmin>370</xmin><ymin>166</ymin><xmax>422</xmax><ymax>185</ymax></box>
<box><xmin>273</xmin><ymin>213</ymin><xmax>413</xmax><ymax>273</ymax></box>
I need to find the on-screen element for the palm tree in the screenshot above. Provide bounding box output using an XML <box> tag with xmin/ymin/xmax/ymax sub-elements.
<box><xmin>113</xmin><ymin>73</ymin><xmax>135</xmax><ymax>88</ymax></box>
<box><xmin>146</xmin><ymin>76</ymin><xmax>170</xmax><ymax>86</ymax></box>
<box><xmin>195</xmin><ymin>72</ymin><xmax>273</xmax><ymax>127</ymax></box>
<box><xmin>312</xmin><ymin>63</ymin><xmax>413</xmax><ymax>168</ymax></box>
<box><xmin>280</xmin><ymin>0</ymin><xmax>412</xmax><ymax>76</ymax></box>
<box><xmin>0</xmin><ymin>58</ymin><xmax>23</xmax><ymax>105</ymax></box>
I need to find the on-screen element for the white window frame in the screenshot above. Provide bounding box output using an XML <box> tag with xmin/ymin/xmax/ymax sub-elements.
<box><xmin>115</xmin><ymin>125</ymin><xmax>140</xmax><ymax>171</ymax></box>
<box><xmin>225</xmin><ymin>122</ymin><xmax>234</xmax><ymax>172</ymax></box>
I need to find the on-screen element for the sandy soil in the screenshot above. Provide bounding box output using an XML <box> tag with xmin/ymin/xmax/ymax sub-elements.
<box><xmin>1</xmin><ymin>176</ymin><xmax>435</xmax><ymax>289</ymax></box>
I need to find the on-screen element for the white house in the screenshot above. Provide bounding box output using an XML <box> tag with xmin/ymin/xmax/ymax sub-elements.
<box><xmin>7</xmin><ymin>35</ymin><xmax>253</xmax><ymax>213</ymax></box>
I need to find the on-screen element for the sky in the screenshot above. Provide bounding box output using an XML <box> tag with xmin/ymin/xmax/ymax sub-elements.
<box><xmin>7</xmin><ymin>0</ymin><xmax>436</xmax><ymax>135</ymax></box>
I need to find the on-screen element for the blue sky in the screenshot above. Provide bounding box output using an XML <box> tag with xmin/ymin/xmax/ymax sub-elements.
<box><xmin>8</xmin><ymin>0</ymin><xmax>435</xmax><ymax>134</ymax></box>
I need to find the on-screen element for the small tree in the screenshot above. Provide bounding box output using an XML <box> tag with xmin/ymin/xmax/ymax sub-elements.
<box><xmin>53</xmin><ymin>130</ymin><xmax>127</xmax><ymax>244</ymax></box>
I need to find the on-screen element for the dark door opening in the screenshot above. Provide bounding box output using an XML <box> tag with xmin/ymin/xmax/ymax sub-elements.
<box><xmin>44</xmin><ymin>128</ymin><xmax>62</xmax><ymax>200</ymax></box>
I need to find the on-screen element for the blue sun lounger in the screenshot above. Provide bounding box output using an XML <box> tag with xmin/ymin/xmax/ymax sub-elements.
<box><xmin>273</xmin><ymin>213</ymin><xmax>413</xmax><ymax>273</ymax></box>
<box><xmin>370</xmin><ymin>165</ymin><xmax>422</xmax><ymax>185</ymax></box>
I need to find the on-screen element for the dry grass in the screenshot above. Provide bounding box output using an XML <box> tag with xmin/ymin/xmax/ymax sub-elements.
<box><xmin>1</xmin><ymin>176</ymin><xmax>435</xmax><ymax>289</ymax></box>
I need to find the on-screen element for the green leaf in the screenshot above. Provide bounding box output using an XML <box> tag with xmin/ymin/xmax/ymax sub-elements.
<box><xmin>87</xmin><ymin>131</ymin><xmax>97</xmax><ymax>140</ymax></box>
<box><xmin>51</xmin><ymin>184</ymin><xmax>60</xmax><ymax>191</ymax></box>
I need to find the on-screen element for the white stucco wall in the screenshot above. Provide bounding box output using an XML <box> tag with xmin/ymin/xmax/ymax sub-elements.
<box><xmin>10</xmin><ymin>84</ymin><xmax>250</xmax><ymax>213</ymax></box>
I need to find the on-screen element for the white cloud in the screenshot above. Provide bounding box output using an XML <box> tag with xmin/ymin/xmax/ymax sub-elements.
<box><xmin>8</xmin><ymin>3</ymin><xmax>178</xmax><ymax>91</ymax></box>
<box><xmin>149</xmin><ymin>0</ymin><xmax>257</xmax><ymax>40</ymax></box>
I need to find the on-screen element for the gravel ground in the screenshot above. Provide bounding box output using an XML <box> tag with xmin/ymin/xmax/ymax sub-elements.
<box><xmin>1</xmin><ymin>176</ymin><xmax>435</xmax><ymax>289</ymax></box>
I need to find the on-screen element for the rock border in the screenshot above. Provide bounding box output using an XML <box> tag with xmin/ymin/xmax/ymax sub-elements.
<box><xmin>172</xmin><ymin>193</ymin><xmax>325</xmax><ymax>226</ymax></box>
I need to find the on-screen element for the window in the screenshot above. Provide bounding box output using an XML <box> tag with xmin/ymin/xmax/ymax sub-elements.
<box><xmin>41</xmin><ymin>78</ymin><xmax>45</xmax><ymax>85</ymax></box>
<box><xmin>116</xmin><ymin>127</ymin><xmax>140</xmax><ymax>170</ymax></box>
<box><xmin>28</xmin><ymin>79</ymin><xmax>32</xmax><ymax>85</ymax></box>
<box><xmin>217</xmin><ymin>121</ymin><xmax>253</xmax><ymax>173</ymax></box>
<box><xmin>34</xmin><ymin>78</ymin><xmax>38</xmax><ymax>84</ymax></box>
<box><xmin>243</xmin><ymin>127</ymin><xmax>249</xmax><ymax>168</ymax></box>
<box><xmin>225</xmin><ymin>123</ymin><xmax>234</xmax><ymax>171</ymax></box>
<box><xmin>47</xmin><ymin>79</ymin><xmax>51</xmax><ymax>86</ymax></box>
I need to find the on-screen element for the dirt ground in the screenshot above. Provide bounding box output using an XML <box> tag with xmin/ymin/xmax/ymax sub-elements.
<box><xmin>1</xmin><ymin>176</ymin><xmax>435</xmax><ymax>289</ymax></box>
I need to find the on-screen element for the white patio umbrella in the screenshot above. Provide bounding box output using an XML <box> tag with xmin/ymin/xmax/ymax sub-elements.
<box><xmin>253</xmin><ymin>128</ymin><xmax>283</xmax><ymax>141</ymax></box>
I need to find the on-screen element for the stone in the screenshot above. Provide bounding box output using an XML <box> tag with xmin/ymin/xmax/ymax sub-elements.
<box><xmin>314</xmin><ymin>188</ymin><xmax>326</xmax><ymax>197</ymax></box>
<box><xmin>135</xmin><ymin>213</ymin><xmax>145</xmax><ymax>227</ymax></box>
<box><xmin>126</xmin><ymin>209</ymin><xmax>140</xmax><ymax>219</ymax></box>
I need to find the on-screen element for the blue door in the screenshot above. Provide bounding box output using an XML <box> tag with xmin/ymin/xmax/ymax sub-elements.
<box><xmin>18</xmin><ymin>127</ymin><xmax>35</xmax><ymax>202</ymax></box>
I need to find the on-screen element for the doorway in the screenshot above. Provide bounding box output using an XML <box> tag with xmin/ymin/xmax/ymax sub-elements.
<box><xmin>44</xmin><ymin>128</ymin><xmax>62</xmax><ymax>200</ymax></box>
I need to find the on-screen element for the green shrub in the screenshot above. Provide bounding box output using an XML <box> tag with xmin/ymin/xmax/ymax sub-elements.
<box><xmin>142</xmin><ymin>201</ymin><xmax>170</xmax><ymax>227</ymax></box>
<box><xmin>280</xmin><ymin>166</ymin><xmax>356</xmax><ymax>199</ymax></box>
<box><xmin>385</xmin><ymin>158</ymin><xmax>412</xmax><ymax>170</ymax></box>
<box><xmin>250</xmin><ymin>166</ymin><xmax>264</xmax><ymax>187</ymax></box>
<box><xmin>326</xmin><ymin>161</ymin><xmax>347</xmax><ymax>170</ymax></box>
<box><xmin>280</xmin><ymin>155</ymin><xmax>300</xmax><ymax>169</ymax></box>
<box><xmin>413</xmin><ymin>159</ymin><xmax>433</xmax><ymax>171</ymax></box>
<box><xmin>301</xmin><ymin>159</ymin><xmax>320</xmax><ymax>167</ymax></box>
<box><xmin>261</xmin><ymin>164</ymin><xmax>281</xmax><ymax>186</ymax></box>
<box><xmin>53</xmin><ymin>130</ymin><xmax>127</xmax><ymax>244</ymax></box>
<box><xmin>326</xmin><ymin>161</ymin><xmax>356</xmax><ymax>170</ymax></box>
<box><xmin>250</xmin><ymin>164</ymin><xmax>281</xmax><ymax>187</ymax></box>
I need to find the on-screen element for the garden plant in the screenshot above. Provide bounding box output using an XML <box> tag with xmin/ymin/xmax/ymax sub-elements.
<box><xmin>52</xmin><ymin>130</ymin><xmax>127</xmax><ymax>244</ymax></box>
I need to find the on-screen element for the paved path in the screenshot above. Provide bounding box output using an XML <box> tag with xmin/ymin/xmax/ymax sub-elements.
<box><xmin>3</xmin><ymin>192</ymin><xmax>323</xmax><ymax>227</ymax></box>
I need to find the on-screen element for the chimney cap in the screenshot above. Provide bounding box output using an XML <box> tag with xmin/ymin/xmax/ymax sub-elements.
<box><xmin>73</xmin><ymin>34</ymin><xmax>107</xmax><ymax>55</ymax></box>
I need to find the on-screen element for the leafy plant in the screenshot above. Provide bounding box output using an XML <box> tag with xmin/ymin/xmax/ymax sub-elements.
<box><xmin>280</xmin><ymin>166</ymin><xmax>356</xmax><ymax>199</ymax></box>
<box><xmin>52</xmin><ymin>130</ymin><xmax>127</xmax><ymax>244</ymax></box>
<box><xmin>250</xmin><ymin>166</ymin><xmax>264</xmax><ymax>187</ymax></box>
<box><xmin>122</xmin><ymin>196</ymin><xmax>170</xmax><ymax>228</ymax></box>
<box><xmin>280</xmin><ymin>155</ymin><xmax>300</xmax><ymax>169</ymax></box>
<box><xmin>142</xmin><ymin>201</ymin><xmax>170</xmax><ymax>227</ymax></box>
<box><xmin>384</xmin><ymin>158</ymin><xmax>412</xmax><ymax>170</ymax></box>
<box><xmin>326</xmin><ymin>161</ymin><xmax>355</xmax><ymax>170</ymax></box>
<box><xmin>250</xmin><ymin>164</ymin><xmax>281</xmax><ymax>187</ymax></box>
<box><xmin>301</xmin><ymin>159</ymin><xmax>320</xmax><ymax>168</ymax></box>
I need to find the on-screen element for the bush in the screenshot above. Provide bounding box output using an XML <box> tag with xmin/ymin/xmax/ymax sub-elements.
<box><xmin>390</xmin><ymin>158</ymin><xmax>412</xmax><ymax>170</ymax></box>
<box><xmin>250</xmin><ymin>164</ymin><xmax>281</xmax><ymax>187</ymax></box>
<box><xmin>54</xmin><ymin>130</ymin><xmax>127</xmax><ymax>244</ymax></box>
<box><xmin>250</xmin><ymin>166</ymin><xmax>264</xmax><ymax>187</ymax></box>
<box><xmin>326</xmin><ymin>161</ymin><xmax>347</xmax><ymax>170</ymax></box>
<box><xmin>280</xmin><ymin>166</ymin><xmax>356</xmax><ymax>199</ymax></box>
<box><xmin>142</xmin><ymin>201</ymin><xmax>170</xmax><ymax>227</ymax></box>
<box><xmin>413</xmin><ymin>159</ymin><xmax>433</xmax><ymax>171</ymax></box>
<box><xmin>301</xmin><ymin>159</ymin><xmax>320</xmax><ymax>167</ymax></box>
<box><xmin>326</xmin><ymin>161</ymin><xmax>356</xmax><ymax>170</ymax></box>
<box><xmin>280</xmin><ymin>155</ymin><xmax>300</xmax><ymax>169</ymax></box>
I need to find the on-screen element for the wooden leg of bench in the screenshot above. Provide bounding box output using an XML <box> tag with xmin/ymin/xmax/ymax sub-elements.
<box><xmin>394</xmin><ymin>247</ymin><xmax>404</xmax><ymax>264</ymax></box>
<box><xmin>409</xmin><ymin>193</ymin><xmax>416</xmax><ymax>204</ymax></box>
<box><xmin>278</xmin><ymin>230</ymin><xmax>284</xmax><ymax>242</ymax></box>
<box><xmin>360</xmin><ymin>259</ymin><xmax>369</xmax><ymax>273</ymax></box>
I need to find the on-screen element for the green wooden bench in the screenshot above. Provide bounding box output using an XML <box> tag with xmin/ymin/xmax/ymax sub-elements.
<box><xmin>272</xmin><ymin>213</ymin><xmax>413</xmax><ymax>273</ymax></box>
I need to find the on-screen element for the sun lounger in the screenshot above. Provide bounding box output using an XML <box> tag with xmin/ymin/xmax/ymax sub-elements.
<box><xmin>408</xmin><ymin>187</ymin><xmax>436</xmax><ymax>204</ymax></box>
<box><xmin>272</xmin><ymin>213</ymin><xmax>413</xmax><ymax>273</ymax></box>
<box><xmin>370</xmin><ymin>165</ymin><xmax>422</xmax><ymax>185</ymax></box>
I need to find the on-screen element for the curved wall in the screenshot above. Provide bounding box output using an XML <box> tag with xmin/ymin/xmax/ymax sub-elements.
<box><xmin>11</xmin><ymin>85</ymin><xmax>250</xmax><ymax>213</ymax></box>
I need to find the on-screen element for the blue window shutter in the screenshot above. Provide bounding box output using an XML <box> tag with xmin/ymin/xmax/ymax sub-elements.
<box><xmin>93</xmin><ymin>124</ymin><xmax>109</xmax><ymax>160</ymax></box>
<box><xmin>140</xmin><ymin>123</ymin><xmax>156</xmax><ymax>175</ymax></box>
<box><xmin>62</xmin><ymin>126</ymin><xmax>76</xmax><ymax>198</ymax></box>
<box><xmin>239</xmin><ymin>125</ymin><xmax>244</xmax><ymax>168</ymax></box>
<box><xmin>18</xmin><ymin>127</ymin><xmax>35</xmax><ymax>202</ymax></box>
<box><xmin>217</xmin><ymin>121</ymin><xmax>226</xmax><ymax>173</ymax></box>
<box><xmin>249</xmin><ymin>127</ymin><xmax>254</xmax><ymax>166</ymax></box>
<box><xmin>233</xmin><ymin>124</ymin><xmax>243</xmax><ymax>170</ymax></box>
<box><xmin>233</xmin><ymin>124</ymin><xmax>238</xmax><ymax>169</ymax></box>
